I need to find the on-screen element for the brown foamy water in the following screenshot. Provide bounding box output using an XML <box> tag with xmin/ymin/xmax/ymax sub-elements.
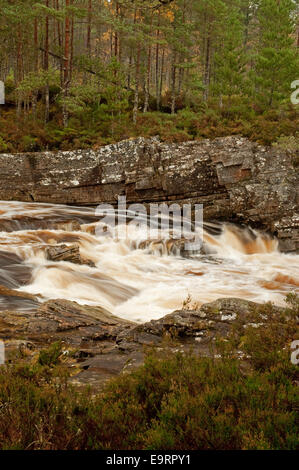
<box><xmin>0</xmin><ymin>201</ymin><xmax>298</xmax><ymax>322</ymax></box>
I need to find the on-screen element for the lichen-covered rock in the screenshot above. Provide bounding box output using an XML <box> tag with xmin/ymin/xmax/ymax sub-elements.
<box><xmin>0</xmin><ymin>136</ymin><xmax>297</xmax><ymax>251</ymax></box>
<box><xmin>116</xmin><ymin>298</ymin><xmax>274</xmax><ymax>345</ymax></box>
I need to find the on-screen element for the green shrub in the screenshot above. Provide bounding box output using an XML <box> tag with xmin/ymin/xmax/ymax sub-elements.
<box><xmin>0</xmin><ymin>102</ymin><xmax>297</xmax><ymax>153</ymax></box>
<box><xmin>0</xmin><ymin>136</ymin><xmax>8</xmax><ymax>152</ymax></box>
<box><xmin>38</xmin><ymin>341</ymin><xmax>63</xmax><ymax>367</ymax></box>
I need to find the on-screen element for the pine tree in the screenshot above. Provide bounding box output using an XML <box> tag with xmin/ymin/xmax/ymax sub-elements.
<box><xmin>252</xmin><ymin>0</ymin><xmax>299</xmax><ymax>107</ymax></box>
<box><xmin>212</xmin><ymin>1</ymin><xmax>246</xmax><ymax>101</ymax></box>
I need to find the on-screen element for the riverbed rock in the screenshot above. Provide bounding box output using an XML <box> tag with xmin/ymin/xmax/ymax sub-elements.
<box><xmin>0</xmin><ymin>250</ymin><xmax>33</xmax><ymax>288</ymax></box>
<box><xmin>54</xmin><ymin>220</ymin><xmax>81</xmax><ymax>231</ymax></box>
<box><xmin>45</xmin><ymin>243</ymin><xmax>96</xmax><ymax>267</ymax></box>
<box><xmin>0</xmin><ymin>136</ymin><xmax>297</xmax><ymax>251</ymax></box>
<box><xmin>0</xmin><ymin>284</ymin><xmax>39</xmax><ymax>312</ymax></box>
<box><xmin>0</xmin><ymin>298</ymin><xmax>134</xmax><ymax>356</ymax></box>
<box><xmin>0</xmin><ymin>284</ymin><xmax>37</xmax><ymax>301</ymax></box>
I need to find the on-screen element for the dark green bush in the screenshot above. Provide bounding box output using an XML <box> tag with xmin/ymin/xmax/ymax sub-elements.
<box><xmin>38</xmin><ymin>341</ymin><xmax>63</xmax><ymax>367</ymax></box>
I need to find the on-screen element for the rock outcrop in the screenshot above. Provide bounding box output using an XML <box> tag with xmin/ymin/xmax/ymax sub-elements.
<box><xmin>0</xmin><ymin>298</ymin><xmax>133</xmax><ymax>339</ymax></box>
<box><xmin>0</xmin><ymin>136</ymin><xmax>298</xmax><ymax>251</ymax></box>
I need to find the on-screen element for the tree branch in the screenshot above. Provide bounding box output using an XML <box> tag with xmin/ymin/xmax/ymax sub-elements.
<box><xmin>39</xmin><ymin>47</ymin><xmax>134</xmax><ymax>92</ymax></box>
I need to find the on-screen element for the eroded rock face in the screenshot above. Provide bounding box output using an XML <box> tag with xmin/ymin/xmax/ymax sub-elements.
<box><xmin>0</xmin><ymin>136</ymin><xmax>298</xmax><ymax>251</ymax></box>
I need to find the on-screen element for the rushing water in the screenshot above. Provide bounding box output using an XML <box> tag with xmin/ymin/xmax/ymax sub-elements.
<box><xmin>0</xmin><ymin>201</ymin><xmax>298</xmax><ymax>322</ymax></box>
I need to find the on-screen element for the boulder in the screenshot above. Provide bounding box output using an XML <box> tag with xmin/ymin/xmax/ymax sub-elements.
<box><xmin>45</xmin><ymin>243</ymin><xmax>95</xmax><ymax>267</ymax></box>
<box><xmin>54</xmin><ymin>220</ymin><xmax>81</xmax><ymax>231</ymax></box>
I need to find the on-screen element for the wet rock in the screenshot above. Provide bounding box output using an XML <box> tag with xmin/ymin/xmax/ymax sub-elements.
<box><xmin>35</xmin><ymin>299</ymin><xmax>133</xmax><ymax>334</ymax></box>
<box><xmin>54</xmin><ymin>220</ymin><xmax>81</xmax><ymax>232</ymax></box>
<box><xmin>0</xmin><ymin>136</ymin><xmax>297</xmax><ymax>251</ymax></box>
<box><xmin>138</xmin><ymin>238</ymin><xmax>204</xmax><ymax>256</ymax></box>
<box><xmin>45</xmin><ymin>243</ymin><xmax>95</xmax><ymax>267</ymax></box>
<box><xmin>0</xmin><ymin>284</ymin><xmax>37</xmax><ymax>301</ymax></box>
<box><xmin>0</xmin><ymin>284</ymin><xmax>39</xmax><ymax>312</ymax></box>
<box><xmin>0</xmin><ymin>250</ymin><xmax>33</xmax><ymax>288</ymax></box>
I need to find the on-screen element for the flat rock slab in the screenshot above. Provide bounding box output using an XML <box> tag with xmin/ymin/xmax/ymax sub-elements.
<box><xmin>0</xmin><ymin>298</ymin><xmax>133</xmax><ymax>341</ymax></box>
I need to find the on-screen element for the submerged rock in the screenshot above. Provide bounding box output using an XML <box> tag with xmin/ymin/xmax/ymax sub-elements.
<box><xmin>0</xmin><ymin>284</ymin><xmax>37</xmax><ymax>301</ymax></box>
<box><xmin>0</xmin><ymin>250</ymin><xmax>33</xmax><ymax>288</ymax></box>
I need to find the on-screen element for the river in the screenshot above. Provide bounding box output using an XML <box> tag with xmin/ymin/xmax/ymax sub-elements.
<box><xmin>0</xmin><ymin>201</ymin><xmax>298</xmax><ymax>322</ymax></box>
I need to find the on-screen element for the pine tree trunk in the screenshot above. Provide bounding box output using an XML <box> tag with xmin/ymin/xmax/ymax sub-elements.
<box><xmin>203</xmin><ymin>27</ymin><xmax>211</xmax><ymax>102</ymax></box>
<box><xmin>133</xmin><ymin>44</ymin><xmax>141</xmax><ymax>124</ymax></box>
<box><xmin>16</xmin><ymin>27</ymin><xmax>23</xmax><ymax>119</ymax></box>
<box><xmin>70</xmin><ymin>7</ymin><xmax>74</xmax><ymax>82</ymax></box>
<box><xmin>143</xmin><ymin>15</ymin><xmax>153</xmax><ymax>113</ymax></box>
<box><xmin>155</xmin><ymin>11</ymin><xmax>161</xmax><ymax>110</ymax></box>
<box><xmin>56</xmin><ymin>0</ymin><xmax>63</xmax><ymax>88</ymax></box>
<box><xmin>33</xmin><ymin>18</ymin><xmax>39</xmax><ymax>119</ymax></box>
<box><xmin>159</xmin><ymin>47</ymin><xmax>165</xmax><ymax>109</ymax></box>
<box><xmin>44</xmin><ymin>0</ymin><xmax>50</xmax><ymax>124</ymax></box>
<box><xmin>63</xmin><ymin>0</ymin><xmax>70</xmax><ymax>128</ymax></box>
<box><xmin>87</xmin><ymin>0</ymin><xmax>92</xmax><ymax>57</ymax></box>
<box><xmin>171</xmin><ymin>52</ymin><xmax>176</xmax><ymax>114</ymax></box>
<box><xmin>114</xmin><ymin>2</ymin><xmax>119</xmax><ymax>58</ymax></box>
<box><xmin>128</xmin><ymin>9</ymin><xmax>137</xmax><ymax>89</ymax></box>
